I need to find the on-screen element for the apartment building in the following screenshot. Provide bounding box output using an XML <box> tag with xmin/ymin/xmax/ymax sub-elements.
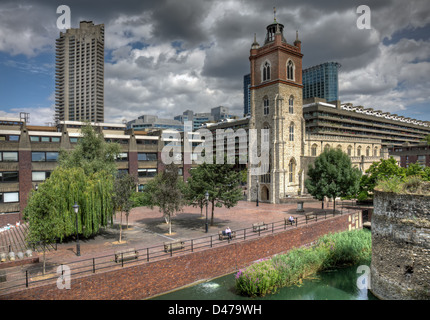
<box><xmin>55</xmin><ymin>21</ymin><xmax>105</xmax><ymax>122</ymax></box>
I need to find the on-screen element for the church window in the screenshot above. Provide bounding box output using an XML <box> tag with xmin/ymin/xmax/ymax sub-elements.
<box><xmin>263</xmin><ymin>61</ymin><xmax>271</xmax><ymax>81</ymax></box>
<box><xmin>289</xmin><ymin>96</ymin><xmax>294</xmax><ymax>114</ymax></box>
<box><xmin>287</xmin><ymin>60</ymin><xmax>294</xmax><ymax>80</ymax></box>
<box><xmin>289</xmin><ymin>159</ymin><xmax>296</xmax><ymax>183</ymax></box>
<box><xmin>289</xmin><ymin>123</ymin><xmax>294</xmax><ymax>141</ymax></box>
<box><xmin>311</xmin><ymin>144</ymin><xmax>317</xmax><ymax>156</ymax></box>
<box><xmin>263</xmin><ymin>97</ymin><xmax>269</xmax><ymax>115</ymax></box>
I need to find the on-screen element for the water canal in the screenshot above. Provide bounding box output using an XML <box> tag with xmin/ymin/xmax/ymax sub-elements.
<box><xmin>152</xmin><ymin>263</ymin><xmax>378</xmax><ymax>300</ymax></box>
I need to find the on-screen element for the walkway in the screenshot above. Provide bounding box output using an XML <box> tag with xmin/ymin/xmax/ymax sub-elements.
<box><xmin>48</xmin><ymin>200</ymin><xmax>326</xmax><ymax>263</ymax></box>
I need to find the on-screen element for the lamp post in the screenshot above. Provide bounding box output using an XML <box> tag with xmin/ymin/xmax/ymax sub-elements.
<box><xmin>256</xmin><ymin>179</ymin><xmax>259</xmax><ymax>207</ymax></box>
<box><xmin>73</xmin><ymin>202</ymin><xmax>80</xmax><ymax>256</ymax></box>
<box><xmin>205</xmin><ymin>191</ymin><xmax>209</xmax><ymax>233</ymax></box>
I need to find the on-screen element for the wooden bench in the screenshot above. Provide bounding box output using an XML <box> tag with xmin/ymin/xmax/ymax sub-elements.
<box><xmin>218</xmin><ymin>230</ymin><xmax>236</xmax><ymax>241</ymax></box>
<box><xmin>163</xmin><ymin>240</ymin><xmax>185</xmax><ymax>252</ymax></box>
<box><xmin>305</xmin><ymin>213</ymin><xmax>316</xmax><ymax>221</ymax></box>
<box><xmin>284</xmin><ymin>217</ymin><xmax>296</xmax><ymax>226</ymax></box>
<box><xmin>115</xmin><ymin>248</ymin><xmax>138</xmax><ymax>263</ymax></box>
<box><xmin>252</xmin><ymin>222</ymin><xmax>267</xmax><ymax>232</ymax></box>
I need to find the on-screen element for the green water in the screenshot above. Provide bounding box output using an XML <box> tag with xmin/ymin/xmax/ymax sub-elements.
<box><xmin>152</xmin><ymin>264</ymin><xmax>378</xmax><ymax>300</ymax></box>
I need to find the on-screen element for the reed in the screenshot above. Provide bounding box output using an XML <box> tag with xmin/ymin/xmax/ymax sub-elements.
<box><xmin>235</xmin><ymin>229</ymin><xmax>371</xmax><ymax>297</ymax></box>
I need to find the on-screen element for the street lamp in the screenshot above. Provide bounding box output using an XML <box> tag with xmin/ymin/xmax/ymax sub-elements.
<box><xmin>73</xmin><ymin>202</ymin><xmax>80</xmax><ymax>256</ymax></box>
<box><xmin>205</xmin><ymin>191</ymin><xmax>209</xmax><ymax>233</ymax></box>
<box><xmin>256</xmin><ymin>179</ymin><xmax>259</xmax><ymax>207</ymax></box>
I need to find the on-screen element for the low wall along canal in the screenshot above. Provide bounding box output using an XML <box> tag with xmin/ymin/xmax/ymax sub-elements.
<box><xmin>2</xmin><ymin>211</ymin><xmax>362</xmax><ymax>300</ymax></box>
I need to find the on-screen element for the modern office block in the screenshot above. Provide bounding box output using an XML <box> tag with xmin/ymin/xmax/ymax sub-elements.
<box><xmin>303</xmin><ymin>62</ymin><xmax>341</xmax><ymax>102</ymax></box>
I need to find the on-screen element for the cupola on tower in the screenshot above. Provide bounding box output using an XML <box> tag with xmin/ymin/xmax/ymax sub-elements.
<box><xmin>248</xmin><ymin>9</ymin><xmax>305</xmax><ymax>204</ymax></box>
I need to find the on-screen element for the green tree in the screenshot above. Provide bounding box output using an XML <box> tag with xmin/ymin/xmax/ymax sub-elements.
<box><xmin>112</xmin><ymin>172</ymin><xmax>137</xmax><ymax>243</ymax></box>
<box><xmin>405</xmin><ymin>162</ymin><xmax>425</xmax><ymax>177</ymax></box>
<box><xmin>59</xmin><ymin>122</ymin><xmax>120</xmax><ymax>175</ymax></box>
<box><xmin>148</xmin><ymin>163</ymin><xmax>185</xmax><ymax>234</ymax></box>
<box><xmin>184</xmin><ymin>167</ymin><xmax>207</xmax><ymax>216</ymax></box>
<box><xmin>358</xmin><ymin>157</ymin><xmax>405</xmax><ymax>199</ymax></box>
<box><xmin>423</xmin><ymin>134</ymin><xmax>430</xmax><ymax>145</ymax></box>
<box><xmin>305</xmin><ymin>148</ymin><xmax>361</xmax><ymax>213</ymax></box>
<box><xmin>188</xmin><ymin>160</ymin><xmax>243</xmax><ymax>226</ymax></box>
<box><xmin>25</xmin><ymin>123</ymin><xmax>120</xmax><ymax>244</ymax></box>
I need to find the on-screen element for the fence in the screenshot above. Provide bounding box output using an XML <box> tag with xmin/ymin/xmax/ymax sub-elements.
<box><xmin>0</xmin><ymin>202</ymin><xmax>362</xmax><ymax>295</ymax></box>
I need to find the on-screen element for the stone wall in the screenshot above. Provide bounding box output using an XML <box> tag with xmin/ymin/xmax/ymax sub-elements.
<box><xmin>371</xmin><ymin>191</ymin><xmax>430</xmax><ymax>300</ymax></box>
<box><xmin>2</xmin><ymin>212</ymin><xmax>358</xmax><ymax>300</ymax></box>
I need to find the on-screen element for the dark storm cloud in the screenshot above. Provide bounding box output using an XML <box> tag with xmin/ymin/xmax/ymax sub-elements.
<box><xmin>1</xmin><ymin>0</ymin><xmax>429</xmax><ymax>123</ymax></box>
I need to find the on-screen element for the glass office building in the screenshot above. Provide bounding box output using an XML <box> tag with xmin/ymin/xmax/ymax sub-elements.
<box><xmin>302</xmin><ymin>62</ymin><xmax>341</xmax><ymax>102</ymax></box>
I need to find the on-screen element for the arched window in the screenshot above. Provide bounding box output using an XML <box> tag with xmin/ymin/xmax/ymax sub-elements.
<box><xmin>289</xmin><ymin>159</ymin><xmax>296</xmax><ymax>183</ymax></box>
<box><xmin>263</xmin><ymin>61</ymin><xmax>271</xmax><ymax>81</ymax></box>
<box><xmin>263</xmin><ymin>97</ymin><xmax>269</xmax><ymax>115</ymax></box>
<box><xmin>311</xmin><ymin>144</ymin><xmax>318</xmax><ymax>156</ymax></box>
<box><xmin>366</xmin><ymin>147</ymin><xmax>370</xmax><ymax>157</ymax></box>
<box><xmin>289</xmin><ymin>96</ymin><xmax>294</xmax><ymax>114</ymax></box>
<box><xmin>287</xmin><ymin>60</ymin><xmax>294</xmax><ymax>80</ymax></box>
<box><xmin>337</xmin><ymin>145</ymin><xmax>342</xmax><ymax>150</ymax></box>
<box><xmin>324</xmin><ymin>144</ymin><xmax>331</xmax><ymax>151</ymax></box>
<box><xmin>357</xmin><ymin>146</ymin><xmax>362</xmax><ymax>156</ymax></box>
<box><xmin>347</xmin><ymin>145</ymin><xmax>352</xmax><ymax>156</ymax></box>
<box><xmin>374</xmin><ymin>147</ymin><xmax>378</xmax><ymax>157</ymax></box>
<box><xmin>289</xmin><ymin>122</ymin><xmax>294</xmax><ymax>141</ymax></box>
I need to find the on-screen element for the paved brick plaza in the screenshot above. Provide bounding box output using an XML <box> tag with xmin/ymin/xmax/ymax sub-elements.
<box><xmin>41</xmin><ymin>199</ymin><xmax>326</xmax><ymax>265</ymax></box>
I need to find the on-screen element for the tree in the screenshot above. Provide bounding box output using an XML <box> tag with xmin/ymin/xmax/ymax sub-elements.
<box><xmin>59</xmin><ymin>122</ymin><xmax>120</xmax><ymax>176</ymax></box>
<box><xmin>148</xmin><ymin>163</ymin><xmax>185</xmax><ymax>235</ymax></box>
<box><xmin>358</xmin><ymin>157</ymin><xmax>405</xmax><ymax>199</ymax></box>
<box><xmin>184</xmin><ymin>168</ymin><xmax>207</xmax><ymax>216</ymax></box>
<box><xmin>423</xmin><ymin>134</ymin><xmax>430</xmax><ymax>145</ymax></box>
<box><xmin>25</xmin><ymin>123</ymin><xmax>119</xmax><ymax>244</ymax></box>
<box><xmin>24</xmin><ymin>167</ymin><xmax>115</xmax><ymax>271</ymax></box>
<box><xmin>187</xmin><ymin>160</ymin><xmax>243</xmax><ymax>226</ymax></box>
<box><xmin>112</xmin><ymin>172</ymin><xmax>137</xmax><ymax>243</ymax></box>
<box><xmin>305</xmin><ymin>148</ymin><xmax>361</xmax><ymax>213</ymax></box>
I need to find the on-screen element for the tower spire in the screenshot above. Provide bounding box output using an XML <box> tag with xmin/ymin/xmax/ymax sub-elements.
<box><xmin>273</xmin><ymin>7</ymin><xmax>277</xmax><ymax>22</ymax></box>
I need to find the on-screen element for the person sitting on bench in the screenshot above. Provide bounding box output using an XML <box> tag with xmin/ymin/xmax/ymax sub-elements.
<box><xmin>225</xmin><ymin>227</ymin><xmax>232</xmax><ymax>239</ymax></box>
<box><xmin>288</xmin><ymin>216</ymin><xmax>295</xmax><ymax>225</ymax></box>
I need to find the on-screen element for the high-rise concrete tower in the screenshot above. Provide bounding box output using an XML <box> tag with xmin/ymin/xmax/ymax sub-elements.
<box><xmin>247</xmin><ymin>14</ymin><xmax>304</xmax><ymax>204</ymax></box>
<box><xmin>55</xmin><ymin>21</ymin><xmax>105</xmax><ymax>122</ymax></box>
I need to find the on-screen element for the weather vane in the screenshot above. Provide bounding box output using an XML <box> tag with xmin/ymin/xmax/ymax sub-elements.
<box><xmin>273</xmin><ymin>7</ymin><xmax>277</xmax><ymax>22</ymax></box>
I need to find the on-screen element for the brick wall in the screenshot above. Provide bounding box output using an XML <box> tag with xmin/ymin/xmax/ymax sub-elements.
<box><xmin>0</xmin><ymin>213</ymin><xmax>21</xmax><ymax>226</ymax></box>
<box><xmin>2</xmin><ymin>212</ymin><xmax>355</xmax><ymax>300</ymax></box>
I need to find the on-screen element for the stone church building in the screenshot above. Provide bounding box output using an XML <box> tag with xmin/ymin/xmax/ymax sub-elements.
<box><xmin>247</xmin><ymin>18</ymin><xmax>386</xmax><ymax>204</ymax></box>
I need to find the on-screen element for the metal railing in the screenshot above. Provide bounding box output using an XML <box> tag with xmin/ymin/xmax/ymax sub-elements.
<box><xmin>0</xmin><ymin>203</ymin><xmax>362</xmax><ymax>295</ymax></box>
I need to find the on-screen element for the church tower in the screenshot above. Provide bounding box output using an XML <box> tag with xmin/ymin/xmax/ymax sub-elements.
<box><xmin>248</xmin><ymin>11</ymin><xmax>304</xmax><ymax>204</ymax></box>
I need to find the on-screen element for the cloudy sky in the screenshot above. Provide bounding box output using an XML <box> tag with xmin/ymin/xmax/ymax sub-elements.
<box><xmin>0</xmin><ymin>0</ymin><xmax>429</xmax><ymax>125</ymax></box>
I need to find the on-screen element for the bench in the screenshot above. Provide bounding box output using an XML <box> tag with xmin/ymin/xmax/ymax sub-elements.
<box><xmin>252</xmin><ymin>222</ymin><xmax>268</xmax><ymax>232</ymax></box>
<box><xmin>114</xmin><ymin>248</ymin><xmax>138</xmax><ymax>263</ymax></box>
<box><xmin>163</xmin><ymin>240</ymin><xmax>185</xmax><ymax>252</ymax></box>
<box><xmin>284</xmin><ymin>217</ymin><xmax>296</xmax><ymax>226</ymax></box>
<box><xmin>305</xmin><ymin>213</ymin><xmax>316</xmax><ymax>221</ymax></box>
<box><xmin>218</xmin><ymin>230</ymin><xmax>236</xmax><ymax>241</ymax></box>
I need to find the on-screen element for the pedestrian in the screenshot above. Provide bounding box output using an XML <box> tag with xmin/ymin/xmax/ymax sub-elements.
<box><xmin>225</xmin><ymin>226</ymin><xmax>232</xmax><ymax>239</ymax></box>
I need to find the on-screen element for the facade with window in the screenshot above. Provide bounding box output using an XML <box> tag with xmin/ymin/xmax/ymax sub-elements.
<box><xmin>389</xmin><ymin>142</ymin><xmax>430</xmax><ymax>168</ymax></box>
<box><xmin>0</xmin><ymin>118</ymin><xmax>200</xmax><ymax>226</ymax></box>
